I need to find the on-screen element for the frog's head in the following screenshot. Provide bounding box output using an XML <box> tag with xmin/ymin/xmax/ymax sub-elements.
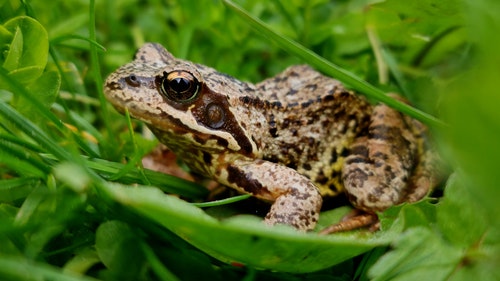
<box><xmin>104</xmin><ymin>43</ymin><xmax>257</xmax><ymax>157</ymax></box>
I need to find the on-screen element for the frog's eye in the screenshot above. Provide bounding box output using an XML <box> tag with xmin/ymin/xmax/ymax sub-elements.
<box><xmin>160</xmin><ymin>71</ymin><xmax>200</xmax><ymax>103</ymax></box>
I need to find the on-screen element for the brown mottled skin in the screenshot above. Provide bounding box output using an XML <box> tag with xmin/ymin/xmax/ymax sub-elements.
<box><xmin>104</xmin><ymin>43</ymin><xmax>441</xmax><ymax>231</ymax></box>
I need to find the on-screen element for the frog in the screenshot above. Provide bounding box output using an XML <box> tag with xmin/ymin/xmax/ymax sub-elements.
<box><xmin>104</xmin><ymin>43</ymin><xmax>442</xmax><ymax>233</ymax></box>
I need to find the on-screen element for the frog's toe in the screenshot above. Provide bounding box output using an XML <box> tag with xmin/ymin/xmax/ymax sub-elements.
<box><xmin>319</xmin><ymin>210</ymin><xmax>378</xmax><ymax>234</ymax></box>
<box><xmin>264</xmin><ymin>186</ymin><xmax>322</xmax><ymax>231</ymax></box>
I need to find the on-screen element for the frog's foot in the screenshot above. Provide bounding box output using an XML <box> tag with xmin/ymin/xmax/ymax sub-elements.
<box><xmin>264</xmin><ymin>185</ymin><xmax>322</xmax><ymax>231</ymax></box>
<box><xmin>319</xmin><ymin>210</ymin><xmax>378</xmax><ymax>235</ymax></box>
<box><xmin>224</xmin><ymin>159</ymin><xmax>322</xmax><ymax>231</ymax></box>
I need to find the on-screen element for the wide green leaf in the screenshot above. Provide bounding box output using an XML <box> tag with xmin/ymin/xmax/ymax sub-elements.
<box><xmin>95</xmin><ymin>221</ymin><xmax>145</xmax><ymax>280</ymax></box>
<box><xmin>436</xmin><ymin>175</ymin><xmax>489</xmax><ymax>247</ymax></box>
<box><xmin>2</xmin><ymin>16</ymin><xmax>48</xmax><ymax>84</ymax></box>
<box><xmin>368</xmin><ymin>227</ymin><xmax>463</xmax><ymax>280</ymax></box>
<box><xmin>99</xmin><ymin>181</ymin><xmax>391</xmax><ymax>273</ymax></box>
<box><xmin>16</xmin><ymin>69</ymin><xmax>61</xmax><ymax>123</ymax></box>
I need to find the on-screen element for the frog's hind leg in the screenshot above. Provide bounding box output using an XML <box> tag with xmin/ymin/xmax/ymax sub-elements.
<box><xmin>321</xmin><ymin>101</ymin><xmax>419</xmax><ymax>234</ymax></box>
<box><xmin>341</xmin><ymin>100</ymin><xmax>421</xmax><ymax>213</ymax></box>
<box><xmin>322</xmin><ymin>97</ymin><xmax>445</xmax><ymax>234</ymax></box>
<box><xmin>319</xmin><ymin>147</ymin><xmax>446</xmax><ymax>235</ymax></box>
<box><xmin>400</xmin><ymin>115</ymin><xmax>446</xmax><ymax>203</ymax></box>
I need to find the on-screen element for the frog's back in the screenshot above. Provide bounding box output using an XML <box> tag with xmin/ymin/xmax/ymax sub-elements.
<box><xmin>241</xmin><ymin>65</ymin><xmax>373</xmax><ymax>196</ymax></box>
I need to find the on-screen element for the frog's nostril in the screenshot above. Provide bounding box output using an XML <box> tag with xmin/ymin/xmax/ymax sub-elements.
<box><xmin>125</xmin><ymin>75</ymin><xmax>141</xmax><ymax>87</ymax></box>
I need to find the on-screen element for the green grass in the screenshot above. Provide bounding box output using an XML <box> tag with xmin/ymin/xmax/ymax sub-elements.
<box><xmin>1</xmin><ymin>0</ymin><xmax>500</xmax><ymax>280</ymax></box>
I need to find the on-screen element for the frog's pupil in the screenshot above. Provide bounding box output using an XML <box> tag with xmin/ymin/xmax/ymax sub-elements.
<box><xmin>170</xmin><ymin>78</ymin><xmax>190</xmax><ymax>93</ymax></box>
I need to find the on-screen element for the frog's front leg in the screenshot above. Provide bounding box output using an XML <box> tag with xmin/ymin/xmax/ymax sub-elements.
<box><xmin>222</xmin><ymin>159</ymin><xmax>322</xmax><ymax>231</ymax></box>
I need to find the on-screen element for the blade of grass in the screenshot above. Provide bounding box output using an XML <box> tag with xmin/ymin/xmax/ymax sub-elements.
<box><xmin>106</xmin><ymin>151</ymin><xmax>146</xmax><ymax>182</ymax></box>
<box><xmin>0</xmin><ymin>101</ymin><xmax>74</xmax><ymax>163</ymax></box>
<box><xmin>88</xmin><ymin>158</ymin><xmax>208</xmax><ymax>199</ymax></box>
<box><xmin>223</xmin><ymin>0</ymin><xmax>446</xmax><ymax>129</ymax></box>
<box><xmin>0</xmin><ymin>67</ymin><xmax>100</xmax><ymax>158</ymax></box>
<box><xmin>0</xmin><ymin>177</ymin><xmax>40</xmax><ymax>202</ymax></box>
<box><xmin>88</xmin><ymin>0</ymin><xmax>114</xmax><ymax>144</ymax></box>
<box><xmin>193</xmin><ymin>194</ymin><xmax>251</xmax><ymax>208</ymax></box>
<box><xmin>411</xmin><ymin>26</ymin><xmax>462</xmax><ymax>67</ymax></box>
<box><xmin>140</xmin><ymin>242</ymin><xmax>182</xmax><ymax>281</ymax></box>
<box><xmin>0</xmin><ymin>133</ymin><xmax>44</xmax><ymax>152</ymax></box>
<box><xmin>107</xmin><ymin>108</ymin><xmax>151</xmax><ymax>184</ymax></box>
<box><xmin>0</xmin><ymin>138</ymin><xmax>51</xmax><ymax>175</ymax></box>
<box><xmin>0</xmin><ymin>255</ymin><xmax>100</xmax><ymax>281</ymax></box>
<box><xmin>50</xmin><ymin>34</ymin><xmax>106</xmax><ymax>51</ymax></box>
<box><xmin>40</xmin><ymin>154</ymin><xmax>208</xmax><ymax>199</ymax></box>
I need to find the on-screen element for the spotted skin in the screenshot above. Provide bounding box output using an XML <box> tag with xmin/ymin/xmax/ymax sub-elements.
<box><xmin>225</xmin><ymin>159</ymin><xmax>322</xmax><ymax>230</ymax></box>
<box><xmin>104</xmin><ymin>43</ymin><xmax>441</xmax><ymax>232</ymax></box>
